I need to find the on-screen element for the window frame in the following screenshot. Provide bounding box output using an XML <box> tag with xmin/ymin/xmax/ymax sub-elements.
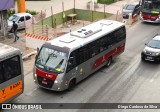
<box><xmin>0</xmin><ymin>55</ymin><xmax>22</xmax><ymax>84</ymax></box>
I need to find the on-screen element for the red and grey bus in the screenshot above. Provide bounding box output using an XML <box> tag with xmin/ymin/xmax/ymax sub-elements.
<box><xmin>140</xmin><ymin>0</ymin><xmax>160</xmax><ymax>23</ymax></box>
<box><xmin>33</xmin><ymin>20</ymin><xmax>126</xmax><ymax>91</ymax></box>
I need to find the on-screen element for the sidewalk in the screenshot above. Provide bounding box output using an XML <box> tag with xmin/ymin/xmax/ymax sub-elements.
<box><xmin>0</xmin><ymin>32</ymin><xmax>35</xmax><ymax>59</ymax></box>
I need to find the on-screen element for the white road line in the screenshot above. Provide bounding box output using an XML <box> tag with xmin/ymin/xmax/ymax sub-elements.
<box><xmin>150</xmin><ymin>72</ymin><xmax>159</xmax><ymax>82</ymax></box>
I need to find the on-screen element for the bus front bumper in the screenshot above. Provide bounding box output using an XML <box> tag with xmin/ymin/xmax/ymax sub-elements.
<box><xmin>140</xmin><ymin>15</ymin><xmax>160</xmax><ymax>23</ymax></box>
<box><xmin>33</xmin><ymin>75</ymin><xmax>68</xmax><ymax>91</ymax></box>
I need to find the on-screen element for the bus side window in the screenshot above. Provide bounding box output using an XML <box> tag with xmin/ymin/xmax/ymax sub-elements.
<box><xmin>78</xmin><ymin>45</ymin><xmax>90</xmax><ymax>64</ymax></box>
<box><xmin>89</xmin><ymin>41</ymin><xmax>99</xmax><ymax>57</ymax></box>
<box><xmin>0</xmin><ymin>63</ymin><xmax>3</xmax><ymax>84</ymax></box>
<box><xmin>3</xmin><ymin>64</ymin><xmax>12</xmax><ymax>81</ymax></box>
<box><xmin>114</xmin><ymin>27</ymin><xmax>126</xmax><ymax>42</ymax></box>
<box><xmin>66</xmin><ymin>50</ymin><xmax>78</xmax><ymax>73</ymax></box>
<box><xmin>99</xmin><ymin>35</ymin><xmax>109</xmax><ymax>52</ymax></box>
<box><xmin>2</xmin><ymin>56</ymin><xmax>21</xmax><ymax>81</ymax></box>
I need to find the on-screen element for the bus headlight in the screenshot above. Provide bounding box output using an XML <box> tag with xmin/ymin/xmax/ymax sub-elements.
<box><xmin>34</xmin><ymin>74</ymin><xmax>37</xmax><ymax>77</ymax></box>
<box><xmin>54</xmin><ymin>80</ymin><xmax>58</xmax><ymax>84</ymax></box>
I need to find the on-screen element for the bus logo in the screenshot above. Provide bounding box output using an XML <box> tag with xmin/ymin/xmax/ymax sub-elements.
<box><xmin>2</xmin><ymin>104</ymin><xmax>11</xmax><ymax>109</ymax></box>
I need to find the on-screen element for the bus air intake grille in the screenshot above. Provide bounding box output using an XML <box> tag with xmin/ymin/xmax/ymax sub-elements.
<box><xmin>70</xmin><ymin>26</ymin><xmax>102</xmax><ymax>38</ymax></box>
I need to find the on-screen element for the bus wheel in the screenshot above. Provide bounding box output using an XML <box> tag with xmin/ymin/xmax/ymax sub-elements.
<box><xmin>68</xmin><ymin>79</ymin><xmax>76</xmax><ymax>91</ymax></box>
<box><xmin>106</xmin><ymin>57</ymin><xmax>112</xmax><ymax>67</ymax></box>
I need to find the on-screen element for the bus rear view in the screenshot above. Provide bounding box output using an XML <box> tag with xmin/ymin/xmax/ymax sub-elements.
<box><xmin>0</xmin><ymin>43</ymin><xmax>24</xmax><ymax>104</ymax></box>
<box><xmin>33</xmin><ymin>20</ymin><xmax>126</xmax><ymax>91</ymax></box>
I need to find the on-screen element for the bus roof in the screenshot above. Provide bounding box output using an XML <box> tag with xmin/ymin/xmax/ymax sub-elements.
<box><xmin>0</xmin><ymin>43</ymin><xmax>20</xmax><ymax>57</ymax></box>
<box><xmin>47</xmin><ymin>20</ymin><xmax>125</xmax><ymax>51</ymax></box>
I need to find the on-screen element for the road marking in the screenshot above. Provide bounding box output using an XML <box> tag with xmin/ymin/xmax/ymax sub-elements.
<box><xmin>150</xmin><ymin>72</ymin><xmax>159</xmax><ymax>82</ymax></box>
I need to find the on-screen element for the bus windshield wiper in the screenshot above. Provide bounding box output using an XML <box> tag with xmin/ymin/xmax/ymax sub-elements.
<box><xmin>44</xmin><ymin>53</ymin><xmax>57</xmax><ymax>65</ymax></box>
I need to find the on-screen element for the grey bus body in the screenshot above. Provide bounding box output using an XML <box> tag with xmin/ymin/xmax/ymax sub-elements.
<box><xmin>33</xmin><ymin>20</ymin><xmax>126</xmax><ymax>91</ymax></box>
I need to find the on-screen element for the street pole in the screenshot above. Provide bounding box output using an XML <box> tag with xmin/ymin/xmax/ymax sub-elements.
<box><xmin>74</xmin><ymin>0</ymin><xmax>75</xmax><ymax>13</ymax></box>
<box><xmin>0</xmin><ymin>10</ymin><xmax>8</xmax><ymax>40</ymax></box>
<box><xmin>41</xmin><ymin>10</ymin><xmax>44</xmax><ymax>35</ymax></box>
<box><xmin>90</xmin><ymin>0</ymin><xmax>94</xmax><ymax>22</ymax></box>
<box><xmin>104</xmin><ymin>4</ymin><xmax>106</xmax><ymax>18</ymax></box>
<box><xmin>62</xmin><ymin>1</ymin><xmax>65</xmax><ymax>26</ymax></box>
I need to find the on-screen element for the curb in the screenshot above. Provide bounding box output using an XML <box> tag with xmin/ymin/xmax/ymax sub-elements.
<box><xmin>22</xmin><ymin>51</ymin><xmax>37</xmax><ymax>60</ymax></box>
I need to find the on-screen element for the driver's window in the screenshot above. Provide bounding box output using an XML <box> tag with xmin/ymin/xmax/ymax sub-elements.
<box><xmin>66</xmin><ymin>50</ymin><xmax>78</xmax><ymax>73</ymax></box>
<box><xmin>19</xmin><ymin>17</ymin><xmax>24</xmax><ymax>23</ymax></box>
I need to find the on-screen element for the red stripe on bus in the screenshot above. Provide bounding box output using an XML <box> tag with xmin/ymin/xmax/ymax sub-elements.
<box><xmin>36</xmin><ymin>68</ymin><xmax>57</xmax><ymax>81</ymax></box>
<box><xmin>93</xmin><ymin>44</ymin><xmax>125</xmax><ymax>69</ymax></box>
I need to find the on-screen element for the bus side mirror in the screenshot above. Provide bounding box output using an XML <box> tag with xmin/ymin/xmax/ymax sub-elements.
<box><xmin>66</xmin><ymin>60</ymin><xmax>74</xmax><ymax>73</ymax></box>
<box><xmin>37</xmin><ymin>48</ymin><xmax>39</xmax><ymax>53</ymax></box>
<box><xmin>68</xmin><ymin>62</ymin><xmax>72</xmax><ymax>66</ymax></box>
<box><xmin>35</xmin><ymin>48</ymin><xmax>40</xmax><ymax>59</ymax></box>
<box><xmin>67</xmin><ymin>57</ymin><xmax>74</xmax><ymax>68</ymax></box>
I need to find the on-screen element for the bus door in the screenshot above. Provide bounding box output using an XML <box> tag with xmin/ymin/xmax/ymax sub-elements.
<box><xmin>0</xmin><ymin>55</ymin><xmax>23</xmax><ymax>103</ymax></box>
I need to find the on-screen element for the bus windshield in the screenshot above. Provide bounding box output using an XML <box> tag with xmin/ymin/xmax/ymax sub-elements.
<box><xmin>36</xmin><ymin>47</ymin><xmax>67</xmax><ymax>73</ymax></box>
<box><xmin>142</xmin><ymin>1</ymin><xmax>160</xmax><ymax>12</ymax></box>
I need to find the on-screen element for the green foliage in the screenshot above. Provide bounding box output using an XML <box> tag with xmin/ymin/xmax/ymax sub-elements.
<box><xmin>26</xmin><ymin>9</ymin><xmax>38</xmax><ymax>15</ymax></box>
<box><xmin>75</xmin><ymin>9</ymin><xmax>113</xmax><ymax>21</ymax></box>
<box><xmin>37</xmin><ymin>9</ymin><xmax>74</xmax><ymax>27</ymax></box>
<box><xmin>7</xmin><ymin>9</ymin><xmax>38</xmax><ymax>18</ymax></box>
<box><xmin>98</xmin><ymin>0</ymin><xmax>114</xmax><ymax>4</ymax></box>
<box><xmin>7</xmin><ymin>9</ymin><xmax>16</xmax><ymax>17</ymax></box>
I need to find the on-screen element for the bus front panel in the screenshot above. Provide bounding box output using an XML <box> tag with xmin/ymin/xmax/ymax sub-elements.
<box><xmin>34</xmin><ymin>46</ymin><xmax>69</xmax><ymax>91</ymax></box>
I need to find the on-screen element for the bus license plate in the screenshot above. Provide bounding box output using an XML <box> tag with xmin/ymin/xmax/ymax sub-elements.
<box><xmin>42</xmin><ymin>81</ymin><xmax>48</xmax><ymax>85</ymax></box>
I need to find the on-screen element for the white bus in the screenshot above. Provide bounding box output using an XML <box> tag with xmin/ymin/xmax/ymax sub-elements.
<box><xmin>0</xmin><ymin>43</ymin><xmax>24</xmax><ymax>104</ymax></box>
<box><xmin>33</xmin><ymin>20</ymin><xmax>126</xmax><ymax>91</ymax></box>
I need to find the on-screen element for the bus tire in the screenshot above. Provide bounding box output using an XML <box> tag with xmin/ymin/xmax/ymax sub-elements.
<box><xmin>106</xmin><ymin>57</ymin><xmax>112</xmax><ymax>67</ymax></box>
<box><xmin>68</xmin><ymin>79</ymin><xmax>76</xmax><ymax>91</ymax></box>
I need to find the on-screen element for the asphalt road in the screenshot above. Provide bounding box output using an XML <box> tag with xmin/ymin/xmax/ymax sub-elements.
<box><xmin>2</xmin><ymin>21</ymin><xmax>160</xmax><ymax>112</ymax></box>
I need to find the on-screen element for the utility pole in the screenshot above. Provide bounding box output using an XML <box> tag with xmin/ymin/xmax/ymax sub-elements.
<box><xmin>0</xmin><ymin>10</ymin><xmax>8</xmax><ymax>40</ymax></box>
